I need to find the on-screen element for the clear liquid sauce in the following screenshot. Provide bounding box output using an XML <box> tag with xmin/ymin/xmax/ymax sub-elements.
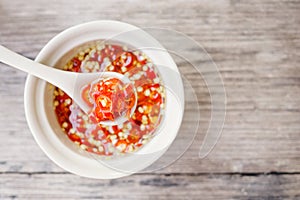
<box><xmin>53</xmin><ymin>40</ymin><xmax>165</xmax><ymax>156</ymax></box>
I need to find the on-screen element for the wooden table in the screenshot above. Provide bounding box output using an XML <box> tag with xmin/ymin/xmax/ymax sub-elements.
<box><xmin>1</xmin><ymin>0</ymin><xmax>300</xmax><ymax>199</ymax></box>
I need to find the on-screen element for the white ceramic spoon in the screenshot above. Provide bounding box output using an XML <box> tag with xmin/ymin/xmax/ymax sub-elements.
<box><xmin>0</xmin><ymin>45</ymin><xmax>137</xmax><ymax>126</ymax></box>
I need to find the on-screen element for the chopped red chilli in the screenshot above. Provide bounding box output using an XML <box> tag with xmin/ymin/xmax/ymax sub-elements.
<box><xmin>84</xmin><ymin>77</ymin><xmax>136</xmax><ymax>122</ymax></box>
<box><xmin>53</xmin><ymin>42</ymin><xmax>165</xmax><ymax>156</ymax></box>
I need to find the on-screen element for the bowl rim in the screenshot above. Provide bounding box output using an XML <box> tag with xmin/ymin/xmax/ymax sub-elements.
<box><xmin>24</xmin><ymin>20</ymin><xmax>184</xmax><ymax>179</ymax></box>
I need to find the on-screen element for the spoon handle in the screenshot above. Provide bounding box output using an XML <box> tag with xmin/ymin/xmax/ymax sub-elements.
<box><xmin>0</xmin><ymin>45</ymin><xmax>77</xmax><ymax>95</ymax></box>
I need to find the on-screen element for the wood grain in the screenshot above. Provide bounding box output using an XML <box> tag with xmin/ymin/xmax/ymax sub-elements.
<box><xmin>0</xmin><ymin>0</ymin><xmax>300</xmax><ymax>198</ymax></box>
<box><xmin>1</xmin><ymin>173</ymin><xmax>300</xmax><ymax>200</ymax></box>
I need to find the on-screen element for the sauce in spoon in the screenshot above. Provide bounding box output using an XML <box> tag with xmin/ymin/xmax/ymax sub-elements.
<box><xmin>83</xmin><ymin>77</ymin><xmax>136</xmax><ymax>123</ymax></box>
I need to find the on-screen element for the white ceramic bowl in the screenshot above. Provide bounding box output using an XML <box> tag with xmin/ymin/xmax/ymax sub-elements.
<box><xmin>24</xmin><ymin>20</ymin><xmax>184</xmax><ymax>179</ymax></box>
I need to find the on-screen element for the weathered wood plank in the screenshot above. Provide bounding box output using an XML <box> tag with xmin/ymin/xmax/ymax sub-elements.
<box><xmin>1</xmin><ymin>173</ymin><xmax>300</xmax><ymax>199</ymax></box>
<box><xmin>1</xmin><ymin>0</ymin><xmax>300</xmax><ymax>199</ymax></box>
<box><xmin>0</xmin><ymin>0</ymin><xmax>300</xmax><ymax>175</ymax></box>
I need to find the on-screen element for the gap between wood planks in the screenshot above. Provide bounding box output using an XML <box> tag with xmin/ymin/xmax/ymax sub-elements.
<box><xmin>0</xmin><ymin>171</ymin><xmax>300</xmax><ymax>177</ymax></box>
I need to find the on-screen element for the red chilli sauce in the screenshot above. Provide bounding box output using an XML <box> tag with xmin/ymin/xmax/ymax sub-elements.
<box><xmin>53</xmin><ymin>41</ymin><xmax>165</xmax><ymax>156</ymax></box>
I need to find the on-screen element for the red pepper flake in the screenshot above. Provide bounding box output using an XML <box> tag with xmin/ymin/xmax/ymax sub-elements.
<box><xmin>146</xmin><ymin>69</ymin><xmax>157</xmax><ymax>79</ymax></box>
<box><xmin>68</xmin><ymin>133</ymin><xmax>81</xmax><ymax>143</ymax></box>
<box><xmin>112</xmin><ymin>52</ymin><xmax>137</xmax><ymax>73</ymax></box>
<box><xmin>72</xmin><ymin>58</ymin><xmax>81</xmax><ymax>72</ymax></box>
